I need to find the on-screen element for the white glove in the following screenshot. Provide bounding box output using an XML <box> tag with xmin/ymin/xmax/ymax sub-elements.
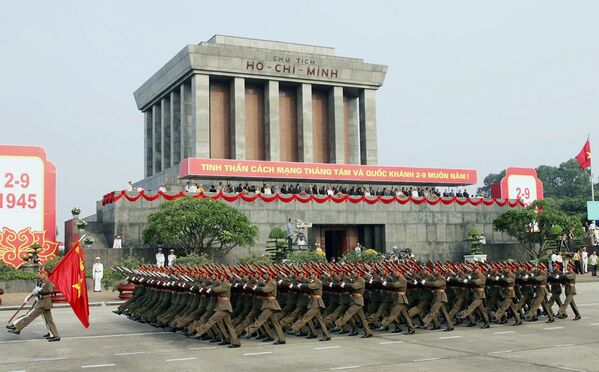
<box><xmin>495</xmin><ymin>276</ymin><xmax>499</xmax><ymax>281</ymax></box>
<box><xmin>329</xmin><ymin>283</ymin><xmax>333</xmax><ymax>288</ymax></box>
<box><xmin>252</xmin><ymin>285</ymin><xmax>257</xmax><ymax>290</ymax></box>
<box><xmin>463</xmin><ymin>279</ymin><xmax>468</xmax><ymax>283</ymax></box>
<box><xmin>277</xmin><ymin>280</ymin><xmax>283</xmax><ymax>285</ymax></box>
<box><xmin>413</xmin><ymin>280</ymin><xmax>418</xmax><ymax>285</ymax></box>
<box><xmin>468</xmin><ymin>275</ymin><xmax>472</xmax><ymax>279</ymax></box>
<box><xmin>530</xmin><ymin>273</ymin><xmax>534</xmax><ymax>277</ymax></box>
<box><xmin>298</xmin><ymin>283</ymin><xmax>302</xmax><ymax>288</ymax></box>
<box><xmin>243</xmin><ymin>284</ymin><xmax>248</xmax><ymax>289</ymax></box>
<box><xmin>206</xmin><ymin>288</ymin><xmax>212</xmax><ymax>293</ymax></box>
<box><xmin>446</xmin><ymin>277</ymin><xmax>451</xmax><ymax>282</ymax></box>
<box><xmin>369</xmin><ymin>278</ymin><xmax>373</xmax><ymax>284</ymax></box>
<box><xmin>341</xmin><ymin>282</ymin><xmax>346</xmax><ymax>288</ymax></box>
<box><xmin>382</xmin><ymin>281</ymin><xmax>387</xmax><ymax>286</ymax></box>
<box><xmin>421</xmin><ymin>279</ymin><xmax>426</xmax><ymax>285</ymax></box>
<box><xmin>32</xmin><ymin>286</ymin><xmax>41</xmax><ymax>295</ymax></box>
<box><xmin>524</xmin><ymin>275</ymin><xmax>529</xmax><ymax>279</ymax></box>
<box><xmin>289</xmin><ymin>284</ymin><xmax>294</xmax><ymax>288</ymax></box>
<box><xmin>199</xmin><ymin>288</ymin><xmax>204</xmax><ymax>293</ymax></box>
<box><xmin>555</xmin><ymin>275</ymin><xmax>560</xmax><ymax>279</ymax></box>
<box><xmin>189</xmin><ymin>286</ymin><xmax>195</xmax><ymax>291</ymax></box>
<box><xmin>501</xmin><ymin>275</ymin><xmax>505</xmax><ymax>279</ymax></box>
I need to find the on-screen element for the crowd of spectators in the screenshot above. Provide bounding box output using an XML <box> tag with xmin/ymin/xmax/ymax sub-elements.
<box><xmin>175</xmin><ymin>181</ymin><xmax>476</xmax><ymax>199</ymax></box>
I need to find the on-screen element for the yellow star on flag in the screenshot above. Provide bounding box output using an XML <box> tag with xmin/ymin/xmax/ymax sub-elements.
<box><xmin>72</xmin><ymin>275</ymin><xmax>84</xmax><ymax>298</ymax></box>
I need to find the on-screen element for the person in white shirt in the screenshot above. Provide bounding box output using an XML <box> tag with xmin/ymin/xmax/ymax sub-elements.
<box><xmin>582</xmin><ymin>247</ymin><xmax>588</xmax><ymax>273</ymax></box>
<box><xmin>354</xmin><ymin>243</ymin><xmax>362</xmax><ymax>254</ymax></box>
<box><xmin>156</xmin><ymin>249</ymin><xmax>165</xmax><ymax>267</ymax></box>
<box><xmin>184</xmin><ymin>182</ymin><xmax>191</xmax><ymax>193</ymax></box>
<box><xmin>127</xmin><ymin>181</ymin><xmax>134</xmax><ymax>192</ymax></box>
<box><xmin>590</xmin><ymin>251</ymin><xmax>598</xmax><ymax>276</ymax></box>
<box><xmin>479</xmin><ymin>234</ymin><xmax>487</xmax><ymax>245</ymax></box>
<box><xmin>189</xmin><ymin>182</ymin><xmax>198</xmax><ymax>193</ymax></box>
<box><xmin>93</xmin><ymin>257</ymin><xmax>104</xmax><ymax>292</ymax></box>
<box><xmin>158</xmin><ymin>184</ymin><xmax>167</xmax><ymax>193</ymax></box>
<box><xmin>112</xmin><ymin>235</ymin><xmax>122</xmax><ymax>249</ymax></box>
<box><xmin>167</xmin><ymin>249</ymin><xmax>177</xmax><ymax>267</ymax></box>
<box><xmin>550</xmin><ymin>251</ymin><xmax>559</xmax><ymax>272</ymax></box>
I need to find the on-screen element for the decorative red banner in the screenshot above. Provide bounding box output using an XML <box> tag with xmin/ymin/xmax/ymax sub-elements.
<box><xmin>180</xmin><ymin>158</ymin><xmax>477</xmax><ymax>185</ymax></box>
<box><xmin>0</xmin><ymin>227</ymin><xmax>59</xmax><ymax>268</ymax></box>
<box><xmin>102</xmin><ymin>190</ymin><xmax>525</xmax><ymax>208</ymax></box>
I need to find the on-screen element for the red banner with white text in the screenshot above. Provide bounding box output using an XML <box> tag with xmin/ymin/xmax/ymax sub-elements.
<box><xmin>180</xmin><ymin>158</ymin><xmax>477</xmax><ymax>185</ymax></box>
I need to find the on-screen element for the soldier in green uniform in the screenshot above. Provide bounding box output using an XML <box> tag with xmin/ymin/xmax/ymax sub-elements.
<box><xmin>8</xmin><ymin>270</ymin><xmax>60</xmax><ymax>342</ymax></box>
<box><xmin>334</xmin><ymin>271</ymin><xmax>373</xmax><ymax>338</ymax></box>
<box><xmin>376</xmin><ymin>269</ymin><xmax>415</xmax><ymax>334</ymax></box>
<box><xmin>290</xmin><ymin>272</ymin><xmax>331</xmax><ymax>341</ymax></box>
<box><xmin>422</xmin><ymin>268</ymin><xmax>454</xmax><ymax>331</ymax></box>
<box><xmin>458</xmin><ymin>266</ymin><xmax>490</xmax><ymax>328</ymax></box>
<box><xmin>193</xmin><ymin>275</ymin><xmax>240</xmax><ymax>348</ymax></box>
<box><xmin>493</xmin><ymin>266</ymin><xmax>521</xmax><ymax>325</ymax></box>
<box><xmin>557</xmin><ymin>267</ymin><xmax>581</xmax><ymax>320</ymax></box>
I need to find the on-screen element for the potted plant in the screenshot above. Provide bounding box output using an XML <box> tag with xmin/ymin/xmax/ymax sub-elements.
<box><xmin>82</xmin><ymin>235</ymin><xmax>95</xmax><ymax>248</ymax></box>
<box><xmin>464</xmin><ymin>227</ymin><xmax>487</xmax><ymax>263</ymax></box>
<box><xmin>71</xmin><ymin>207</ymin><xmax>81</xmax><ymax>218</ymax></box>
<box><xmin>20</xmin><ymin>244</ymin><xmax>42</xmax><ymax>272</ymax></box>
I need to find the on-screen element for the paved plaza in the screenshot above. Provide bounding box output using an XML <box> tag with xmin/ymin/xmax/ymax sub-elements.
<box><xmin>1</xmin><ymin>282</ymin><xmax>598</xmax><ymax>372</ymax></box>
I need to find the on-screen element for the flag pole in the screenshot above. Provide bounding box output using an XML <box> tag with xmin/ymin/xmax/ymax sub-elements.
<box><xmin>590</xmin><ymin>134</ymin><xmax>595</xmax><ymax>202</ymax></box>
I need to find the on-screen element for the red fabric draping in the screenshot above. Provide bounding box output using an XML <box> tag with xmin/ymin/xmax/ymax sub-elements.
<box><xmin>101</xmin><ymin>190</ymin><xmax>526</xmax><ymax>208</ymax></box>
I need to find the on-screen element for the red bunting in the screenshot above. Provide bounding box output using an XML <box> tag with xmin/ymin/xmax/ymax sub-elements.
<box><xmin>101</xmin><ymin>190</ymin><xmax>525</xmax><ymax>208</ymax></box>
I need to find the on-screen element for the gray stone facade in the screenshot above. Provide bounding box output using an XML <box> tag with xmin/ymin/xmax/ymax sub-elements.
<box><xmin>89</xmin><ymin>194</ymin><xmax>520</xmax><ymax>263</ymax></box>
<box><xmin>135</xmin><ymin>35</ymin><xmax>387</xmax><ymax>177</ymax></box>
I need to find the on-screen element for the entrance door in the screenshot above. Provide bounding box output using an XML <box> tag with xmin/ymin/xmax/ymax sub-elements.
<box><xmin>324</xmin><ymin>230</ymin><xmax>347</xmax><ymax>261</ymax></box>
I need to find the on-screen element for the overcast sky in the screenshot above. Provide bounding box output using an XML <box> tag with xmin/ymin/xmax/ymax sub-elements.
<box><xmin>2</xmin><ymin>1</ymin><xmax>598</xmax><ymax>241</ymax></box>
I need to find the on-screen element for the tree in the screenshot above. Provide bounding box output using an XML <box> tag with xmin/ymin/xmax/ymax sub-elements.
<box><xmin>264</xmin><ymin>227</ymin><xmax>289</xmax><ymax>261</ymax></box>
<box><xmin>476</xmin><ymin>170</ymin><xmax>505</xmax><ymax>197</ymax></box>
<box><xmin>492</xmin><ymin>200</ymin><xmax>583</xmax><ymax>259</ymax></box>
<box><xmin>142</xmin><ymin>197</ymin><xmax>258</xmax><ymax>260</ymax></box>
<box><xmin>536</xmin><ymin>159</ymin><xmax>594</xmax><ymax>216</ymax></box>
<box><xmin>480</xmin><ymin>159</ymin><xmax>596</xmax><ymax>217</ymax></box>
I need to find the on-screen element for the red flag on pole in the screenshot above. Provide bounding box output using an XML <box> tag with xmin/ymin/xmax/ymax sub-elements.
<box><xmin>48</xmin><ymin>241</ymin><xmax>90</xmax><ymax>328</ymax></box>
<box><xmin>575</xmin><ymin>139</ymin><xmax>592</xmax><ymax>169</ymax></box>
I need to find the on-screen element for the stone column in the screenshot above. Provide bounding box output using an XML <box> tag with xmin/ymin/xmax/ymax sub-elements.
<box><xmin>297</xmin><ymin>83</ymin><xmax>313</xmax><ymax>163</ymax></box>
<box><xmin>359</xmin><ymin>89</ymin><xmax>378</xmax><ymax>165</ymax></box>
<box><xmin>329</xmin><ymin>86</ymin><xmax>344</xmax><ymax>163</ymax></box>
<box><xmin>144</xmin><ymin>110</ymin><xmax>153</xmax><ymax>177</ymax></box>
<box><xmin>180</xmin><ymin>82</ymin><xmax>192</xmax><ymax>160</ymax></box>
<box><xmin>230</xmin><ymin>77</ymin><xmax>245</xmax><ymax>159</ymax></box>
<box><xmin>170</xmin><ymin>90</ymin><xmax>181</xmax><ymax>166</ymax></box>
<box><xmin>161</xmin><ymin>97</ymin><xmax>171</xmax><ymax>169</ymax></box>
<box><xmin>191</xmin><ymin>74</ymin><xmax>210</xmax><ymax>158</ymax></box>
<box><xmin>152</xmin><ymin>104</ymin><xmax>162</xmax><ymax>174</ymax></box>
<box><xmin>347</xmin><ymin>96</ymin><xmax>360</xmax><ymax>164</ymax></box>
<box><xmin>265</xmin><ymin>80</ymin><xmax>280</xmax><ymax>161</ymax></box>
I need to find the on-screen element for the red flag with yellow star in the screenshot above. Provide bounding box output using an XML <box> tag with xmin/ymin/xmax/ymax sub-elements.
<box><xmin>575</xmin><ymin>139</ymin><xmax>591</xmax><ymax>169</ymax></box>
<box><xmin>49</xmin><ymin>241</ymin><xmax>89</xmax><ymax>328</ymax></box>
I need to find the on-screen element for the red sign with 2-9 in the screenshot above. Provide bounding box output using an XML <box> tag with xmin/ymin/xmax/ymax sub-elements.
<box><xmin>0</xmin><ymin>145</ymin><xmax>57</xmax><ymax>268</ymax></box>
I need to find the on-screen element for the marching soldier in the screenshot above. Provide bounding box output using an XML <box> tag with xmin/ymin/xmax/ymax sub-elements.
<box><xmin>334</xmin><ymin>271</ymin><xmax>373</xmax><ymax>338</ymax></box>
<box><xmin>557</xmin><ymin>266</ymin><xmax>581</xmax><ymax>320</ymax></box>
<box><xmin>458</xmin><ymin>266</ymin><xmax>490</xmax><ymax>328</ymax></box>
<box><xmin>7</xmin><ymin>270</ymin><xmax>60</xmax><ymax>342</ymax></box>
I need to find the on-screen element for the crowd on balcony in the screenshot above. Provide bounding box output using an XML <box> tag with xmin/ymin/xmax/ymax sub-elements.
<box><xmin>168</xmin><ymin>181</ymin><xmax>476</xmax><ymax>199</ymax></box>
